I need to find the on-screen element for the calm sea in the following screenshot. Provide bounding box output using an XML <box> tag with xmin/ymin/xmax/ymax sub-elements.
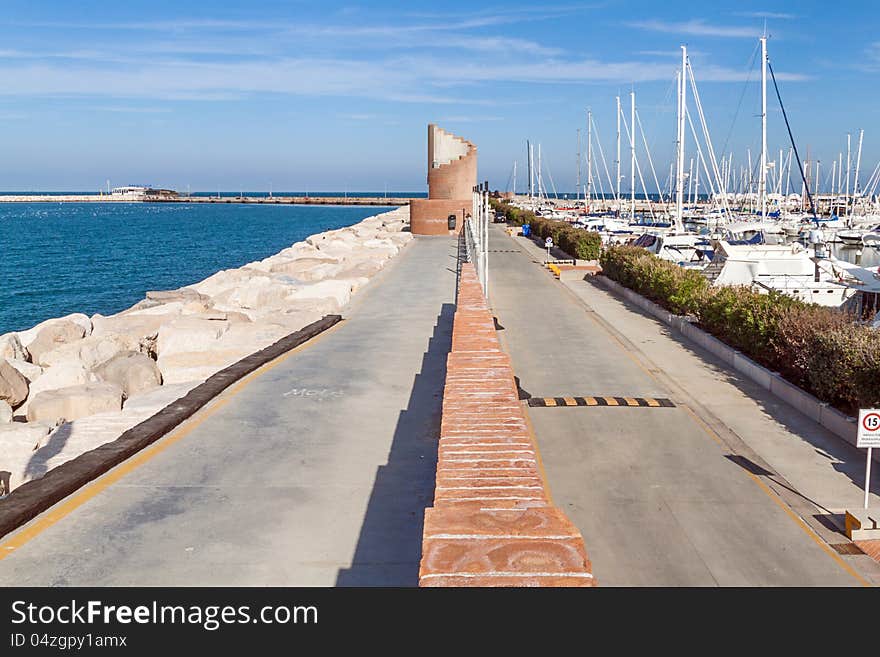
<box><xmin>0</xmin><ymin>202</ymin><xmax>394</xmax><ymax>335</ymax></box>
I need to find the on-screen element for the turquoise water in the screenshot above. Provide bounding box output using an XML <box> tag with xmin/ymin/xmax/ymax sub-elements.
<box><xmin>0</xmin><ymin>202</ymin><xmax>393</xmax><ymax>334</ymax></box>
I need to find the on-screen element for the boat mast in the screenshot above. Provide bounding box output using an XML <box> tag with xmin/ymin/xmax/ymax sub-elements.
<box><xmin>854</xmin><ymin>128</ymin><xmax>864</xmax><ymax>215</ymax></box>
<box><xmin>616</xmin><ymin>95</ymin><xmax>622</xmax><ymax>202</ymax></box>
<box><xmin>845</xmin><ymin>133</ymin><xmax>852</xmax><ymax>219</ymax></box>
<box><xmin>587</xmin><ymin>108</ymin><xmax>593</xmax><ymax>206</ymax></box>
<box><xmin>630</xmin><ymin>89</ymin><xmax>636</xmax><ymax>219</ymax></box>
<box><xmin>759</xmin><ymin>36</ymin><xmax>768</xmax><ymax>221</ymax></box>
<box><xmin>527</xmin><ymin>140</ymin><xmax>534</xmax><ymax>202</ymax></box>
<box><xmin>675</xmin><ymin>45</ymin><xmax>687</xmax><ymax>233</ymax></box>
<box><xmin>688</xmin><ymin>157</ymin><xmax>694</xmax><ymax>207</ymax></box>
<box><xmin>537</xmin><ymin>143</ymin><xmax>543</xmax><ymax>201</ymax></box>
<box><xmin>576</xmin><ymin>128</ymin><xmax>581</xmax><ymax>201</ymax></box>
<box><xmin>512</xmin><ymin>160</ymin><xmax>517</xmax><ymax>197</ymax></box>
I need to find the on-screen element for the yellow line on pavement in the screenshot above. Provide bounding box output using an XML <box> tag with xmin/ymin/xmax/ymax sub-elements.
<box><xmin>0</xmin><ymin>321</ymin><xmax>343</xmax><ymax>560</ymax></box>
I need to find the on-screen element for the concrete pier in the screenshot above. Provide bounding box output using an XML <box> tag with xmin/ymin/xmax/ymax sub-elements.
<box><xmin>0</xmin><ymin>195</ymin><xmax>411</xmax><ymax>206</ymax></box>
<box><xmin>0</xmin><ymin>235</ymin><xmax>456</xmax><ymax>586</ymax></box>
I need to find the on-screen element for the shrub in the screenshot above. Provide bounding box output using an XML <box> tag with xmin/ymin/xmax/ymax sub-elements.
<box><xmin>599</xmin><ymin>243</ymin><xmax>880</xmax><ymax>415</ymax></box>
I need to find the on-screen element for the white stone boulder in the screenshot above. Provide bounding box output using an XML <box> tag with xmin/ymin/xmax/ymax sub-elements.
<box><xmin>190</xmin><ymin>267</ymin><xmax>269</xmax><ymax>298</ymax></box>
<box><xmin>6</xmin><ymin>358</ymin><xmax>42</xmax><ymax>383</ymax></box>
<box><xmin>286</xmin><ymin>278</ymin><xmax>365</xmax><ymax>309</ymax></box>
<box><xmin>28</xmin><ymin>320</ymin><xmax>87</xmax><ymax>366</ymax></box>
<box><xmin>0</xmin><ymin>422</ymin><xmax>52</xmax><ymax>493</ymax></box>
<box><xmin>39</xmin><ymin>332</ymin><xmax>141</xmax><ymax>370</ymax></box>
<box><xmin>18</xmin><ymin>361</ymin><xmax>91</xmax><ymax>417</ymax></box>
<box><xmin>92</xmin><ymin>351</ymin><xmax>162</xmax><ymax>399</ymax></box>
<box><xmin>26</xmin><ymin>382</ymin><xmax>124</xmax><ymax>425</ymax></box>
<box><xmin>209</xmin><ymin>277</ymin><xmax>297</xmax><ymax>315</ymax></box>
<box><xmin>0</xmin><ymin>400</ymin><xmax>11</xmax><ymax>423</ymax></box>
<box><xmin>268</xmin><ymin>256</ymin><xmax>341</xmax><ymax>280</ymax></box>
<box><xmin>156</xmin><ymin>321</ymin><xmax>289</xmax><ymax>385</ymax></box>
<box><xmin>16</xmin><ymin>313</ymin><xmax>91</xmax><ymax>350</ymax></box>
<box><xmin>157</xmin><ymin>317</ymin><xmax>230</xmax><ymax>357</ymax></box>
<box><xmin>0</xmin><ymin>359</ymin><xmax>29</xmax><ymax>408</ymax></box>
<box><xmin>92</xmin><ymin>312</ymin><xmax>177</xmax><ymax>342</ymax></box>
<box><xmin>156</xmin><ymin>317</ymin><xmax>233</xmax><ymax>384</ymax></box>
<box><xmin>0</xmin><ymin>333</ymin><xmax>28</xmax><ymax>361</ymax></box>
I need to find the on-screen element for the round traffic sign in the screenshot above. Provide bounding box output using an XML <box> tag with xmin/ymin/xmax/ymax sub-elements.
<box><xmin>862</xmin><ymin>412</ymin><xmax>880</xmax><ymax>432</ymax></box>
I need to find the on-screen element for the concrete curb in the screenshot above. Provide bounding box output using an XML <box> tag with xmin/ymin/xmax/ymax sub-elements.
<box><xmin>0</xmin><ymin>314</ymin><xmax>343</xmax><ymax>540</ymax></box>
<box><xmin>590</xmin><ymin>275</ymin><xmax>873</xmax><ymax>462</ymax></box>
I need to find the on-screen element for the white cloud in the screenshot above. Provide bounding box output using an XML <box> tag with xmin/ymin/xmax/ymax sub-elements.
<box><xmin>734</xmin><ymin>11</ymin><xmax>796</xmax><ymax>19</ymax></box>
<box><xmin>437</xmin><ymin>116</ymin><xmax>505</xmax><ymax>123</ymax></box>
<box><xmin>628</xmin><ymin>19</ymin><xmax>760</xmax><ymax>38</ymax></box>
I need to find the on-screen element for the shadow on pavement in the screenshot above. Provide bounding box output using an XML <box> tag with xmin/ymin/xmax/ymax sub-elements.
<box><xmin>335</xmin><ymin>302</ymin><xmax>454</xmax><ymax>586</ymax></box>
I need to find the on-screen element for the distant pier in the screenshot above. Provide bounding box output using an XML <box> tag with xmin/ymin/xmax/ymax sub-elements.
<box><xmin>0</xmin><ymin>194</ymin><xmax>412</xmax><ymax>206</ymax></box>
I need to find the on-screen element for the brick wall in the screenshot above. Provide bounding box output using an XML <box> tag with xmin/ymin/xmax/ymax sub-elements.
<box><xmin>418</xmin><ymin>263</ymin><xmax>596</xmax><ymax>587</ymax></box>
<box><xmin>410</xmin><ymin>199</ymin><xmax>467</xmax><ymax>235</ymax></box>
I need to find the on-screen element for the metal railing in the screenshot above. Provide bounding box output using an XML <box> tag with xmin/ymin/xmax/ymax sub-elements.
<box><xmin>464</xmin><ymin>183</ymin><xmax>490</xmax><ymax>298</ymax></box>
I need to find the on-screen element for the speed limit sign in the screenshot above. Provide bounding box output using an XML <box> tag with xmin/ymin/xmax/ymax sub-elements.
<box><xmin>858</xmin><ymin>409</ymin><xmax>880</xmax><ymax>448</ymax></box>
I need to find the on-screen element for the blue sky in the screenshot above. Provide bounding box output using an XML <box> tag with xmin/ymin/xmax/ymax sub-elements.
<box><xmin>0</xmin><ymin>0</ymin><xmax>877</xmax><ymax>192</ymax></box>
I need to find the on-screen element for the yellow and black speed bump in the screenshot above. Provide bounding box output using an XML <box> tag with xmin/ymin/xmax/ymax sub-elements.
<box><xmin>528</xmin><ymin>396</ymin><xmax>675</xmax><ymax>408</ymax></box>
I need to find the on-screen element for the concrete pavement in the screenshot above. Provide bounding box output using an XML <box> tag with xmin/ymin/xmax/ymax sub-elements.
<box><xmin>489</xmin><ymin>225</ymin><xmax>879</xmax><ymax>586</ymax></box>
<box><xmin>0</xmin><ymin>235</ymin><xmax>457</xmax><ymax>586</ymax></box>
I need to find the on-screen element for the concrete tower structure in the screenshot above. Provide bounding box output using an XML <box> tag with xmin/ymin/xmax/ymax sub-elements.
<box><xmin>410</xmin><ymin>124</ymin><xmax>477</xmax><ymax>235</ymax></box>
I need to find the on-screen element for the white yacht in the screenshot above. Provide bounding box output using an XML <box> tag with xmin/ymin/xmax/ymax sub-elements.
<box><xmin>704</xmin><ymin>239</ymin><xmax>880</xmax><ymax>313</ymax></box>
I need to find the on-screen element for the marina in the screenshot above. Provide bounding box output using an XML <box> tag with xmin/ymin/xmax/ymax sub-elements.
<box><xmin>1</xmin><ymin>2</ymin><xmax>880</xmax><ymax>609</ymax></box>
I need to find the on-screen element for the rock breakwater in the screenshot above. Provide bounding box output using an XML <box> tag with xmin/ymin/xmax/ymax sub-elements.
<box><xmin>0</xmin><ymin>207</ymin><xmax>412</xmax><ymax>494</ymax></box>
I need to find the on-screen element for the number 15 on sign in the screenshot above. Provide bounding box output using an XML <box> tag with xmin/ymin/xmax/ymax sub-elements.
<box><xmin>857</xmin><ymin>409</ymin><xmax>880</xmax><ymax>509</ymax></box>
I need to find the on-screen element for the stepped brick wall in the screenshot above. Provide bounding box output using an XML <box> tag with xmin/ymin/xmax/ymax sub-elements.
<box><xmin>411</xmin><ymin>124</ymin><xmax>477</xmax><ymax>236</ymax></box>
<box><xmin>418</xmin><ymin>263</ymin><xmax>595</xmax><ymax>587</ymax></box>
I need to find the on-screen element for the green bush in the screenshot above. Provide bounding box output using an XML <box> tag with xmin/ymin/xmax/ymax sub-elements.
<box><xmin>599</xmin><ymin>244</ymin><xmax>880</xmax><ymax>415</ymax></box>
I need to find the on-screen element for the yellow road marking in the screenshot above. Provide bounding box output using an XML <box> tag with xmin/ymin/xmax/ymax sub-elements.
<box><xmin>604</xmin><ymin>397</ymin><xmax>619</xmax><ymax>406</ymax></box>
<box><xmin>624</xmin><ymin>397</ymin><xmax>639</xmax><ymax>406</ymax></box>
<box><xmin>544</xmin><ymin>398</ymin><xmax>557</xmax><ymax>407</ymax></box>
<box><xmin>563</xmin><ymin>397</ymin><xmax>577</xmax><ymax>406</ymax></box>
<box><xmin>647</xmin><ymin>398</ymin><xmax>661</xmax><ymax>407</ymax></box>
<box><xmin>0</xmin><ymin>321</ymin><xmax>344</xmax><ymax>560</ymax></box>
<box><xmin>585</xmin><ymin>397</ymin><xmax>598</xmax><ymax>406</ymax></box>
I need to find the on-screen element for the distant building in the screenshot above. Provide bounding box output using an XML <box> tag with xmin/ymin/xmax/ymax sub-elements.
<box><xmin>109</xmin><ymin>186</ymin><xmax>179</xmax><ymax>201</ymax></box>
<box><xmin>410</xmin><ymin>124</ymin><xmax>477</xmax><ymax>235</ymax></box>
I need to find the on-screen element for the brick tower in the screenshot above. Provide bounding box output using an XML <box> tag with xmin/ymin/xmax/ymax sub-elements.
<box><xmin>410</xmin><ymin>124</ymin><xmax>477</xmax><ymax>235</ymax></box>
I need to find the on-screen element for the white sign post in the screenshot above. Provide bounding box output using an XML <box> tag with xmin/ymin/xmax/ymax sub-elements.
<box><xmin>857</xmin><ymin>409</ymin><xmax>880</xmax><ymax>509</ymax></box>
<box><xmin>545</xmin><ymin>237</ymin><xmax>553</xmax><ymax>259</ymax></box>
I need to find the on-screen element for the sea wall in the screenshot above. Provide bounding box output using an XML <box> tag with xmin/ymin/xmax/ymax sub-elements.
<box><xmin>0</xmin><ymin>207</ymin><xmax>413</xmax><ymax>494</ymax></box>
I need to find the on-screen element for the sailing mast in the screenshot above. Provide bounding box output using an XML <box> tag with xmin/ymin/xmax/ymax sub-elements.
<box><xmin>630</xmin><ymin>90</ymin><xmax>636</xmax><ymax>219</ymax></box>
<box><xmin>675</xmin><ymin>46</ymin><xmax>687</xmax><ymax>233</ymax></box>
<box><xmin>616</xmin><ymin>95</ymin><xmax>622</xmax><ymax>203</ymax></box>
<box><xmin>845</xmin><ymin>133</ymin><xmax>852</xmax><ymax>219</ymax></box>
<box><xmin>759</xmin><ymin>36</ymin><xmax>768</xmax><ymax>221</ymax></box>
<box><xmin>527</xmin><ymin>140</ymin><xmax>534</xmax><ymax>203</ymax></box>
<box><xmin>587</xmin><ymin>108</ymin><xmax>593</xmax><ymax>207</ymax></box>
<box><xmin>576</xmin><ymin>128</ymin><xmax>581</xmax><ymax>202</ymax></box>
<box><xmin>854</xmin><ymin>128</ymin><xmax>864</xmax><ymax>215</ymax></box>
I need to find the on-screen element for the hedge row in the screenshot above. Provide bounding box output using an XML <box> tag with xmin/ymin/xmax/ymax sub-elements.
<box><xmin>600</xmin><ymin>244</ymin><xmax>880</xmax><ymax>414</ymax></box>
<box><xmin>490</xmin><ymin>200</ymin><xmax>601</xmax><ymax>260</ymax></box>
<box><xmin>489</xmin><ymin>198</ymin><xmax>533</xmax><ymax>226</ymax></box>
